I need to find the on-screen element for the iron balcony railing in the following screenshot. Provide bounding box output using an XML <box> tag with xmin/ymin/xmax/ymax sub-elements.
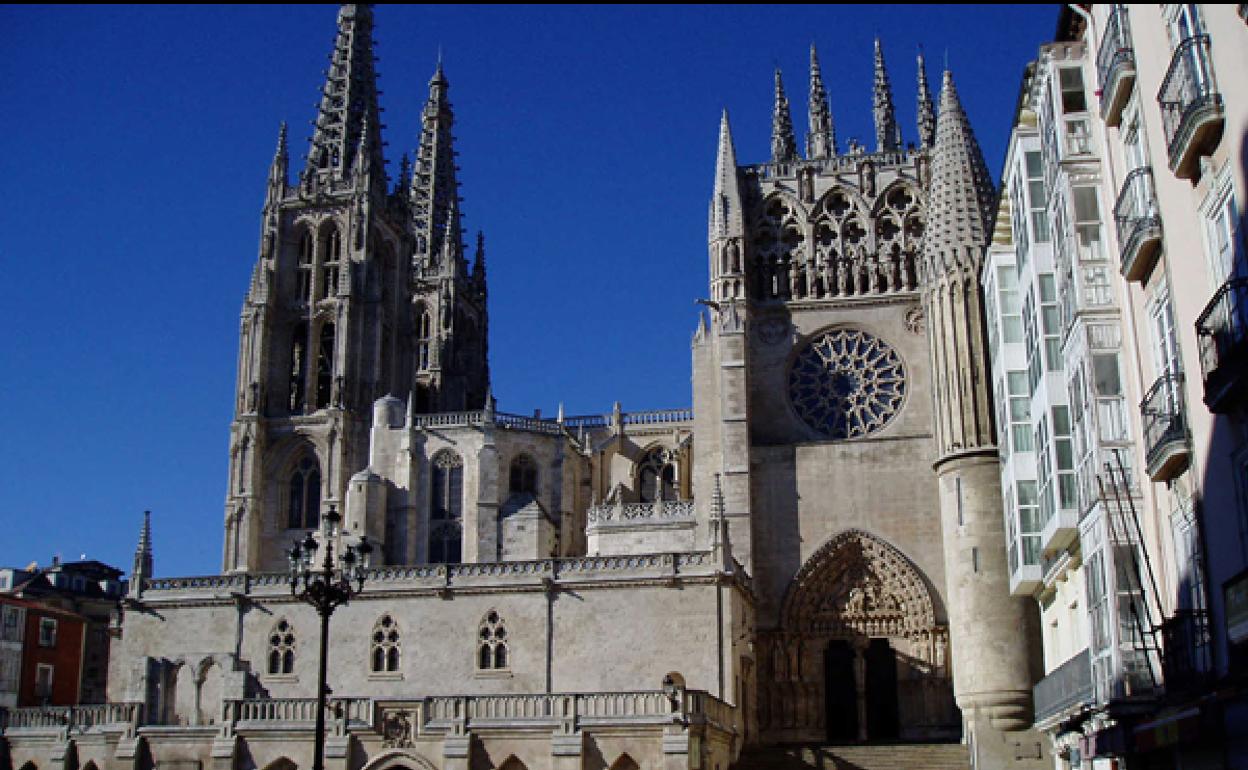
<box><xmin>1161</xmin><ymin>609</ymin><xmax>1213</xmax><ymax>698</ymax></box>
<box><xmin>1157</xmin><ymin>35</ymin><xmax>1223</xmax><ymax>175</ymax></box>
<box><xmin>1140</xmin><ymin>371</ymin><xmax>1190</xmax><ymax>481</ymax></box>
<box><xmin>1114</xmin><ymin>168</ymin><xmax>1163</xmax><ymax>281</ymax></box>
<box><xmin>1097</xmin><ymin>5</ymin><xmax>1136</xmax><ymax>124</ymax></box>
<box><xmin>1196</xmin><ymin>277</ymin><xmax>1248</xmax><ymax>411</ymax></box>
<box><xmin>1033</xmin><ymin>649</ymin><xmax>1094</xmax><ymax>724</ymax></box>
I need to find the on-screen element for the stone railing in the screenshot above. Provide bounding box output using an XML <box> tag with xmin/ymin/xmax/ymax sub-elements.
<box><xmin>225</xmin><ymin>697</ymin><xmax>373</xmax><ymax>730</ymax></box>
<box><xmin>753</xmin><ymin>148</ymin><xmax>916</xmax><ymax>180</ymax></box>
<box><xmin>587</xmin><ymin>499</ymin><xmax>696</xmax><ymax>525</ymax></box>
<box><xmin>405</xmin><ymin>407</ymin><xmax>691</xmax><ymax>436</ymax></box>
<box><xmin>621</xmin><ymin>409</ymin><xmax>694</xmax><ymax>426</ymax></box>
<box><xmin>0</xmin><ymin>702</ymin><xmax>142</xmax><ymax>733</ymax></box>
<box><xmin>410</xmin><ymin>410</ymin><xmax>487</xmax><ymax>429</ymax></box>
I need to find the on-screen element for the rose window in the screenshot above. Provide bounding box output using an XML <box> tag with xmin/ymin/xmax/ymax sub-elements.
<box><xmin>788</xmin><ymin>329</ymin><xmax>906</xmax><ymax>439</ymax></box>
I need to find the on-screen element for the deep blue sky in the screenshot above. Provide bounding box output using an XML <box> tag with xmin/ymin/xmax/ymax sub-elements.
<box><xmin>0</xmin><ymin>5</ymin><xmax>1057</xmax><ymax>578</ymax></box>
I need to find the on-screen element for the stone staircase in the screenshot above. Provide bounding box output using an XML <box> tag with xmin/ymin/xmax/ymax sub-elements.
<box><xmin>732</xmin><ymin>743</ymin><xmax>971</xmax><ymax>770</ymax></box>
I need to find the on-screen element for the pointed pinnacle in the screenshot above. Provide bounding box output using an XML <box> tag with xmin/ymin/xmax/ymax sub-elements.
<box><xmin>873</xmin><ymin>38</ymin><xmax>901</xmax><ymax>152</ymax></box>
<box><xmin>917</xmin><ymin>50</ymin><xmax>936</xmax><ymax>149</ymax></box>
<box><xmin>771</xmin><ymin>69</ymin><xmax>798</xmax><ymax>163</ymax></box>
<box><xmin>275</xmin><ymin>122</ymin><xmax>289</xmax><ymax>160</ymax></box>
<box><xmin>807</xmin><ymin>43</ymin><xmax>836</xmax><ymax>159</ymax></box>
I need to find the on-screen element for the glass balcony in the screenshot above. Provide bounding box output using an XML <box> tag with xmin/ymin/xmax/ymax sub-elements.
<box><xmin>1114</xmin><ymin>168</ymin><xmax>1163</xmax><ymax>283</ymax></box>
<box><xmin>1161</xmin><ymin>609</ymin><xmax>1212</xmax><ymax>698</ymax></box>
<box><xmin>1140</xmin><ymin>372</ymin><xmax>1191</xmax><ymax>482</ymax></box>
<box><xmin>1196</xmin><ymin>277</ymin><xmax>1248</xmax><ymax>412</ymax></box>
<box><xmin>1097</xmin><ymin>5</ymin><xmax>1136</xmax><ymax>127</ymax></box>
<box><xmin>1157</xmin><ymin>35</ymin><xmax>1224</xmax><ymax>179</ymax></box>
<box><xmin>1033</xmin><ymin>649</ymin><xmax>1094</xmax><ymax>725</ymax></box>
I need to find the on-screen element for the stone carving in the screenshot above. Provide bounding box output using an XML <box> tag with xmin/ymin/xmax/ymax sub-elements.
<box><xmin>905</xmin><ymin>304</ymin><xmax>926</xmax><ymax>334</ymax></box>
<box><xmin>380</xmin><ymin>709</ymin><xmax>415</xmax><ymax>748</ymax></box>
<box><xmin>788</xmin><ymin>328</ymin><xmax>906</xmax><ymax>439</ymax></box>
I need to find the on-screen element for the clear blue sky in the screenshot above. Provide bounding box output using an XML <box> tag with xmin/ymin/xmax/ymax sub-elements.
<box><xmin>0</xmin><ymin>5</ymin><xmax>1057</xmax><ymax>578</ymax></box>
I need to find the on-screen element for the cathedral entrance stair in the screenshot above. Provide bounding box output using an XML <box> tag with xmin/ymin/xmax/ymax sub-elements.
<box><xmin>732</xmin><ymin>743</ymin><xmax>970</xmax><ymax>770</ymax></box>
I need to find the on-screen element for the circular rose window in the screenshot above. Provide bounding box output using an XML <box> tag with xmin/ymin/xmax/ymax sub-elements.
<box><xmin>788</xmin><ymin>328</ymin><xmax>906</xmax><ymax>439</ymax></box>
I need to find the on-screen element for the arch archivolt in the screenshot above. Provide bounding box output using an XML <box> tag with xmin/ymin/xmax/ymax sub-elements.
<box><xmin>359</xmin><ymin>748</ymin><xmax>439</xmax><ymax>770</ymax></box>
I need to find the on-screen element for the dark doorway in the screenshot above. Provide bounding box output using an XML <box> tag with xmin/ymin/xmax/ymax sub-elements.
<box><xmin>865</xmin><ymin>638</ymin><xmax>900</xmax><ymax>740</ymax></box>
<box><xmin>824</xmin><ymin>640</ymin><xmax>858</xmax><ymax>742</ymax></box>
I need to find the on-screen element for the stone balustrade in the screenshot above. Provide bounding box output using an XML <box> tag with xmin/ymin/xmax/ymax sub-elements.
<box><xmin>587</xmin><ymin>499</ymin><xmax>696</xmax><ymax>525</ymax></box>
<box><xmin>0</xmin><ymin>702</ymin><xmax>142</xmax><ymax>733</ymax></box>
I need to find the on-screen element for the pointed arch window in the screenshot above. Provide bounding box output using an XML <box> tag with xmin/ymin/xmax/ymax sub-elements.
<box><xmin>370</xmin><ymin>614</ymin><xmax>401</xmax><ymax>673</ymax></box>
<box><xmin>637</xmin><ymin>448</ymin><xmax>677</xmax><ymax>503</ymax></box>
<box><xmin>321</xmin><ymin>227</ymin><xmax>342</xmax><ymax>299</ymax></box>
<box><xmin>267</xmin><ymin>619</ymin><xmax>296</xmax><ymax>675</ymax></box>
<box><xmin>287</xmin><ymin>454</ymin><xmax>321</xmax><ymax>530</ymax></box>
<box><xmin>509</xmin><ymin>455</ymin><xmax>538</xmax><ymax>496</ymax></box>
<box><xmin>316</xmin><ymin>323</ymin><xmax>335</xmax><ymax>408</ymax></box>
<box><xmin>416</xmin><ymin>308</ymin><xmax>432</xmax><ymax>371</ymax></box>
<box><xmin>289</xmin><ymin>322</ymin><xmax>309</xmax><ymax>412</ymax></box>
<box><xmin>297</xmin><ymin>231</ymin><xmax>314</xmax><ymax>303</ymax></box>
<box><xmin>477</xmin><ymin>610</ymin><xmax>508</xmax><ymax>670</ymax></box>
<box><xmin>429</xmin><ymin>451</ymin><xmax>463</xmax><ymax>564</ymax></box>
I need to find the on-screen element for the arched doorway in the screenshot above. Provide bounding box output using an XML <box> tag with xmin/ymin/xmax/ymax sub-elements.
<box><xmin>758</xmin><ymin>529</ymin><xmax>957</xmax><ymax>744</ymax></box>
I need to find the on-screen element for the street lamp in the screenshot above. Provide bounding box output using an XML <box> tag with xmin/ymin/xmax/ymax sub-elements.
<box><xmin>288</xmin><ymin>504</ymin><xmax>373</xmax><ymax>770</ymax></box>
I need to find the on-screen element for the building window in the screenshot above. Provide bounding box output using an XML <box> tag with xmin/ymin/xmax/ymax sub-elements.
<box><xmin>315</xmin><ymin>322</ymin><xmax>335</xmax><ymax>408</ymax></box>
<box><xmin>268</xmin><ymin>619</ymin><xmax>296</xmax><ymax>675</ymax></box>
<box><xmin>477</xmin><ymin>610</ymin><xmax>508</xmax><ymax>670</ymax></box>
<box><xmin>1073</xmin><ymin>186</ymin><xmax>1106</xmax><ymax>263</ymax></box>
<box><xmin>287</xmin><ymin>454</ymin><xmax>321</xmax><ymax>530</ymax></box>
<box><xmin>997</xmin><ymin>265</ymin><xmax>1024</xmax><ymax>344</ymax></box>
<box><xmin>1007</xmin><ymin>370</ymin><xmax>1033</xmax><ymax>453</ymax></box>
<box><xmin>1202</xmin><ymin>172</ymin><xmax>1240</xmax><ymax>287</ymax></box>
<box><xmin>371</xmin><ymin>614</ymin><xmax>401</xmax><ymax>673</ymax></box>
<box><xmin>509</xmin><ymin>455</ymin><xmax>538</xmax><ymax>496</ymax></box>
<box><xmin>35</xmin><ymin>664</ymin><xmax>54</xmax><ymax>701</ymax></box>
<box><xmin>637</xmin><ymin>448</ymin><xmax>678</xmax><ymax>503</ymax></box>
<box><xmin>321</xmin><ymin>227</ymin><xmax>341</xmax><ymax>299</ymax></box>
<box><xmin>289</xmin><ymin>322</ymin><xmax>309</xmax><ymax>412</ymax></box>
<box><xmin>38</xmin><ymin>617</ymin><xmax>57</xmax><ymax>648</ymax></box>
<box><xmin>1039</xmin><ymin>274</ymin><xmax>1062</xmax><ymax>371</ymax></box>
<box><xmin>416</xmin><ymin>308</ymin><xmax>432</xmax><ymax>371</ymax></box>
<box><xmin>297</xmin><ymin>230</ymin><xmax>314</xmax><ymax>303</ymax></box>
<box><xmin>429</xmin><ymin>451</ymin><xmax>463</xmax><ymax>564</ymax></box>
<box><xmin>0</xmin><ymin>606</ymin><xmax>22</xmax><ymax>643</ymax></box>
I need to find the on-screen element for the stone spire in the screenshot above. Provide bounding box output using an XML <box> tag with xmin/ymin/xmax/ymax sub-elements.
<box><xmin>807</xmin><ymin>44</ymin><xmax>836</xmax><ymax>160</ymax></box>
<box><xmin>916</xmin><ymin>51</ymin><xmax>937</xmax><ymax>149</ymax></box>
<box><xmin>129</xmin><ymin>510</ymin><xmax>152</xmax><ymax>599</ymax></box>
<box><xmin>770</xmin><ymin>70</ymin><xmax>799</xmax><ymax>164</ymax></box>
<box><xmin>304</xmin><ymin>5</ymin><xmax>385</xmax><ymax>183</ymax></box>
<box><xmin>410</xmin><ymin>60</ymin><xmax>465</xmax><ymax>271</ymax></box>
<box><xmin>472</xmin><ymin>230</ymin><xmax>487</xmax><ymax>293</ymax></box>
<box><xmin>872</xmin><ymin>39</ymin><xmax>902</xmax><ymax>152</ymax></box>
<box><xmin>266</xmin><ymin>122</ymin><xmax>289</xmax><ymax>205</ymax></box>
<box><xmin>709</xmin><ymin>110</ymin><xmax>744</xmax><ymax>241</ymax></box>
<box><xmin>922</xmin><ymin>70</ymin><xmax>996</xmax><ymax>284</ymax></box>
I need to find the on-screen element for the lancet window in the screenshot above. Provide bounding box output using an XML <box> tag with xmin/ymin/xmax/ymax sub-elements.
<box><xmin>637</xmin><ymin>448</ymin><xmax>678</xmax><ymax>502</ymax></box>
<box><xmin>315</xmin><ymin>323</ymin><xmax>335</xmax><ymax>409</ymax></box>
<box><xmin>321</xmin><ymin>227</ymin><xmax>342</xmax><ymax>299</ymax></box>
<box><xmin>297</xmin><ymin>231</ymin><xmax>314</xmax><ymax>303</ymax></box>
<box><xmin>287</xmin><ymin>454</ymin><xmax>321</xmax><ymax>530</ymax></box>
<box><xmin>268</xmin><ymin>619</ymin><xmax>296</xmax><ymax>675</ymax></box>
<box><xmin>429</xmin><ymin>451</ymin><xmax>463</xmax><ymax>564</ymax></box>
<box><xmin>289</xmin><ymin>323</ymin><xmax>308</xmax><ymax>412</ymax></box>
<box><xmin>370</xmin><ymin>614</ymin><xmax>401</xmax><ymax>673</ymax></box>
<box><xmin>477</xmin><ymin>610</ymin><xmax>508</xmax><ymax>670</ymax></box>
<box><xmin>416</xmin><ymin>308</ymin><xmax>432</xmax><ymax>371</ymax></box>
<box><xmin>509</xmin><ymin>455</ymin><xmax>538</xmax><ymax>496</ymax></box>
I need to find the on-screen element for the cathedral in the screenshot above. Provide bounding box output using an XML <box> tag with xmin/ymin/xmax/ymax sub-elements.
<box><xmin>3</xmin><ymin>6</ymin><xmax>1048</xmax><ymax>770</ymax></box>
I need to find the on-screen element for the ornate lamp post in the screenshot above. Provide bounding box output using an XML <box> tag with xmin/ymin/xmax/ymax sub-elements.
<box><xmin>288</xmin><ymin>505</ymin><xmax>373</xmax><ymax>770</ymax></box>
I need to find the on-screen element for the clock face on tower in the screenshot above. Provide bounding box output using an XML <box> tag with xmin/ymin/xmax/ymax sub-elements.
<box><xmin>787</xmin><ymin>328</ymin><xmax>906</xmax><ymax>440</ymax></box>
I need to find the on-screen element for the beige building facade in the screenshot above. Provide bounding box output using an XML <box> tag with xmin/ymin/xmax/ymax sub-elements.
<box><xmin>1</xmin><ymin>6</ymin><xmax>1058</xmax><ymax>770</ymax></box>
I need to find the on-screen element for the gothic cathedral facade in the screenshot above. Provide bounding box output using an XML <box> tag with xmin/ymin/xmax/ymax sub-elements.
<box><xmin>4</xmin><ymin>7</ymin><xmax>1048</xmax><ymax>770</ymax></box>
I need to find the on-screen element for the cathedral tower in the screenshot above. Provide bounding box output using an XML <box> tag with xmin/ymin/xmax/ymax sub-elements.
<box><xmin>222</xmin><ymin>5</ymin><xmax>489</xmax><ymax>573</ymax></box>
<box><xmin>920</xmin><ymin>70</ymin><xmax>1044</xmax><ymax>766</ymax></box>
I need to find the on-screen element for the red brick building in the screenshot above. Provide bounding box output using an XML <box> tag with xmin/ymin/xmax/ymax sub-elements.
<box><xmin>0</xmin><ymin>596</ymin><xmax>87</xmax><ymax>707</ymax></box>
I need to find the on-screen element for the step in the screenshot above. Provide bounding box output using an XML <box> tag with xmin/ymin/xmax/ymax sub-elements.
<box><xmin>733</xmin><ymin>743</ymin><xmax>970</xmax><ymax>770</ymax></box>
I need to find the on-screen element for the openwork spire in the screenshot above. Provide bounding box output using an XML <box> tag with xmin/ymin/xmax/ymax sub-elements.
<box><xmin>771</xmin><ymin>69</ymin><xmax>799</xmax><ymax>164</ymax></box>
<box><xmin>130</xmin><ymin>510</ymin><xmax>153</xmax><ymax>598</ymax></box>
<box><xmin>410</xmin><ymin>61</ymin><xmax>465</xmax><ymax>271</ymax></box>
<box><xmin>922</xmin><ymin>70</ymin><xmax>996</xmax><ymax>277</ymax></box>
<box><xmin>473</xmin><ymin>230</ymin><xmax>487</xmax><ymax>292</ymax></box>
<box><xmin>872</xmin><ymin>39</ymin><xmax>902</xmax><ymax>152</ymax></box>
<box><xmin>266</xmin><ymin>122</ymin><xmax>289</xmax><ymax>206</ymax></box>
<box><xmin>807</xmin><ymin>44</ymin><xmax>836</xmax><ymax>159</ymax></box>
<box><xmin>709</xmin><ymin>109</ymin><xmax>744</xmax><ymax>241</ymax></box>
<box><xmin>305</xmin><ymin>5</ymin><xmax>385</xmax><ymax>182</ymax></box>
<box><xmin>916</xmin><ymin>51</ymin><xmax>937</xmax><ymax>149</ymax></box>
